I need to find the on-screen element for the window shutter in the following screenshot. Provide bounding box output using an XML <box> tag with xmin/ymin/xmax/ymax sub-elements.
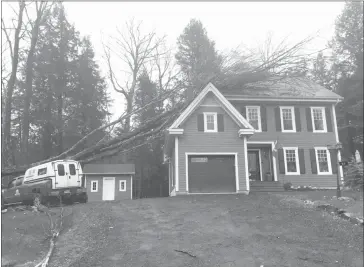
<box><xmin>298</xmin><ymin>148</ymin><xmax>305</xmax><ymax>174</ymax></box>
<box><xmin>278</xmin><ymin>148</ymin><xmax>285</xmax><ymax>174</ymax></box>
<box><xmin>241</xmin><ymin>106</ymin><xmax>246</xmax><ymax>118</ymax></box>
<box><xmin>197</xmin><ymin>114</ymin><xmax>204</xmax><ymax>131</ymax></box>
<box><xmin>295</xmin><ymin>107</ymin><xmax>301</xmax><ymax>132</ymax></box>
<box><xmin>310</xmin><ymin>149</ymin><xmax>317</xmax><ymax>174</ymax></box>
<box><xmin>306</xmin><ymin>108</ymin><xmax>313</xmax><ymax>132</ymax></box>
<box><xmin>275</xmin><ymin>107</ymin><xmax>281</xmax><ymax>132</ymax></box>
<box><xmin>217</xmin><ymin>114</ymin><xmax>224</xmax><ymax>132</ymax></box>
<box><xmin>326</xmin><ymin>107</ymin><xmax>333</xmax><ymax>132</ymax></box>
<box><xmin>261</xmin><ymin>105</ymin><xmax>267</xmax><ymax>131</ymax></box>
<box><xmin>329</xmin><ymin>149</ymin><xmax>338</xmax><ymax>174</ymax></box>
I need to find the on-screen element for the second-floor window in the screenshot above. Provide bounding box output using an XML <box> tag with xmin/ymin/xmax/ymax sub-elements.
<box><xmin>203</xmin><ymin>112</ymin><xmax>217</xmax><ymax>132</ymax></box>
<box><xmin>311</xmin><ymin>107</ymin><xmax>327</xmax><ymax>132</ymax></box>
<box><xmin>246</xmin><ymin>106</ymin><xmax>261</xmax><ymax>132</ymax></box>
<box><xmin>280</xmin><ymin>107</ymin><xmax>296</xmax><ymax>132</ymax></box>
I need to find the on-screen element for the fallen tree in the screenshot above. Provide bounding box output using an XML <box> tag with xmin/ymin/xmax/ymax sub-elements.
<box><xmin>2</xmin><ymin>34</ymin><xmax>317</xmax><ymax>177</ymax></box>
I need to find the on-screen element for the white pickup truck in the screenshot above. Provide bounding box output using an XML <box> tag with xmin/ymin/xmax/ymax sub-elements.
<box><xmin>2</xmin><ymin>160</ymin><xmax>87</xmax><ymax>206</ymax></box>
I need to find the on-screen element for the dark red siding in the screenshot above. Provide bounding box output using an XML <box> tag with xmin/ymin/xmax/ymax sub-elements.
<box><xmin>86</xmin><ymin>174</ymin><xmax>133</xmax><ymax>202</ymax></box>
<box><xmin>177</xmin><ymin>95</ymin><xmax>248</xmax><ymax>194</ymax></box>
<box><xmin>233</xmin><ymin>102</ymin><xmax>339</xmax><ymax>187</ymax></box>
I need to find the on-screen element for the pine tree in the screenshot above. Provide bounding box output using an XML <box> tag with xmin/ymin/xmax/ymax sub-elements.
<box><xmin>175</xmin><ymin>19</ymin><xmax>222</xmax><ymax>100</ymax></box>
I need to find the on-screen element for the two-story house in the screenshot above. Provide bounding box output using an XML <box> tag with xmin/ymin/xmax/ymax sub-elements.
<box><xmin>163</xmin><ymin>79</ymin><xmax>344</xmax><ymax>196</ymax></box>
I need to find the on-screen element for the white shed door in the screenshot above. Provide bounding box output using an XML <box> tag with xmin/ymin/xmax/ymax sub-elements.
<box><xmin>102</xmin><ymin>177</ymin><xmax>115</xmax><ymax>201</ymax></box>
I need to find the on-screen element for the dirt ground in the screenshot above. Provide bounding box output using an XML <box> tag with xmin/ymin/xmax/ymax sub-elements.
<box><xmin>278</xmin><ymin>190</ymin><xmax>364</xmax><ymax>219</ymax></box>
<box><xmin>44</xmin><ymin>193</ymin><xmax>363</xmax><ymax>267</ymax></box>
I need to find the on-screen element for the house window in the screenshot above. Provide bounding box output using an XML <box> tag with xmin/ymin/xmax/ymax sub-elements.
<box><xmin>315</xmin><ymin>148</ymin><xmax>332</xmax><ymax>174</ymax></box>
<box><xmin>246</xmin><ymin>106</ymin><xmax>261</xmax><ymax>131</ymax></box>
<box><xmin>311</xmin><ymin>107</ymin><xmax>327</xmax><ymax>132</ymax></box>
<box><xmin>91</xmin><ymin>181</ymin><xmax>98</xmax><ymax>192</ymax></box>
<box><xmin>283</xmin><ymin>147</ymin><xmax>300</xmax><ymax>175</ymax></box>
<box><xmin>203</xmin><ymin>112</ymin><xmax>217</xmax><ymax>132</ymax></box>
<box><xmin>280</xmin><ymin>107</ymin><xmax>296</xmax><ymax>132</ymax></box>
<box><xmin>119</xmin><ymin>180</ymin><xmax>126</xmax><ymax>191</ymax></box>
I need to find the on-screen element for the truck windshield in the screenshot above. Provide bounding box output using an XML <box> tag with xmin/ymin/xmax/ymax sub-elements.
<box><xmin>58</xmin><ymin>164</ymin><xmax>65</xmax><ymax>176</ymax></box>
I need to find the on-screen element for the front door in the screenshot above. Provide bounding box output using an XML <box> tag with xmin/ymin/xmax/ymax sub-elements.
<box><xmin>102</xmin><ymin>177</ymin><xmax>115</xmax><ymax>201</ymax></box>
<box><xmin>248</xmin><ymin>150</ymin><xmax>261</xmax><ymax>181</ymax></box>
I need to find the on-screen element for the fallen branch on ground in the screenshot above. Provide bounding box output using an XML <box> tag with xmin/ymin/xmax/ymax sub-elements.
<box><xmin>174</xmin><ymin>249</ymin><xmax>197</xmax><ymax>258</ymax></box>
<box><xmin>35</xmin><ymin>197</ymin><xmax>65</xmax><ymax>267</ymax></box>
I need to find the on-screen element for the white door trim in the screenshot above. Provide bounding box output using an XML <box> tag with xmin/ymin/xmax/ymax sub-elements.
<box><xmin>247</xmin><ymin>149</ymin><xmax>263</xmax><ymax>181</ymax></box>
<box><xmin>247</xmin><ymin>141</ymin><xmax>278</xmax><ymax>181</ymax></box>
<box><xmin>102</xmin><ymin>177</ymin><xmax>115</xmax><ymax>201</ymax></box>
<box><xmin>185</xmin><ymin>152</ymin><xmax>239</xmax><ymax>193</ymax></box>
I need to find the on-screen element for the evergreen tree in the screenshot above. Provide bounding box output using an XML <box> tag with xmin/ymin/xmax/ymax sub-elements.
<box><xmin>330</xmin><ymin>2</ymin><xmax>363</xmax><ymax>157</ymax></box>
<box><xmin>175</xmin><ymin>19</ymin><xmax>222</xmax><ymax>100</ymax></box>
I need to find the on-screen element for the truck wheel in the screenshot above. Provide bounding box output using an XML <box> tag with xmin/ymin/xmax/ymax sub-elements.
<box><xmin>33</xmin><ymin>194</ymin><xmax>42</xmax><ymax>207</ymax></box>
<box><xmin>80</xmin><ymin>194</ymin><xmax>88</xmax><ymax>203</ymax></box>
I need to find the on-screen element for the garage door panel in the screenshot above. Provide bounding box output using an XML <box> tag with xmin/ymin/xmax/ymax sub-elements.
<box><xmin>188</xmin><ymin>155</ymin><xmax>236</xmax><ymax>193</ymax></box>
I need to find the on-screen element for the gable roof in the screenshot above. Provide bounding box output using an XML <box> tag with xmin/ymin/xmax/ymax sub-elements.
<box><xmin>169</xmin><ymin>83</ymin><xmax>254</xmax><ymax>130</ymax></box>
<box><xmin>83</xmin><ymin>164</ymin><xmax>135</xmax><ymax>174</ymax></box>
<box><xmin>220</xmin><ymin>77</ymin><xmax>344</xmax><ymax>100</ymax></box>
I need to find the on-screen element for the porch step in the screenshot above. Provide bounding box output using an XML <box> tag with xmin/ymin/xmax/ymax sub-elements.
<box><xmin>250</xmin><ymin>181</ymin><xmax>285</xmax><ymax>192</ymax></box>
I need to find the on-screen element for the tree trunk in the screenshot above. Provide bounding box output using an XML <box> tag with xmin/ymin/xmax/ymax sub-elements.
<box><xmin>2</xmin><ymin>2</ymin><xmax>25</xmax><ymax>167</ymax></box>
<box><xmin>56</xmin><ymin>8</ymin><xmax>66</xmax><ymax>155</ymax></box>
<box><xmin>56</xmin><ymin>93</ymin><xmax>64</xmax><ymax>154</ymax></box>
<box><xmin>42</xmin><ymin>76</ymin><xmax>54</xmax><ymax>159</ymax></box>
<box><xmin>21</xmin><ymin>7</ymin><xmax>43</xmax><ymax>165</ymax></box>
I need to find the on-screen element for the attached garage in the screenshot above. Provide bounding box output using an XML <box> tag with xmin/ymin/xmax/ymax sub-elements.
<box><xmin>187</xmin><ymin>154</ymin><xmax>237</xmax><ymax>193</ymax></box>
<box><xmin>84</xmin><ymin>164</ymin><xmax>135</xmax><ymax>202</ymax></box>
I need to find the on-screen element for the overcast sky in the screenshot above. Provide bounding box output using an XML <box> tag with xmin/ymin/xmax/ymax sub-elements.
<box><xmin>3</xmin><ymin>1</ymin><xmax>345</xmax><ymax>117</ymax></box>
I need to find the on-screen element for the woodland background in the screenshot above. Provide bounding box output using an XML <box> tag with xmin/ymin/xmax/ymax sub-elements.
<box><xmin>1</xmin><ymin>2</ymin><xmax>363</xmax><ymax>197</ymax></box>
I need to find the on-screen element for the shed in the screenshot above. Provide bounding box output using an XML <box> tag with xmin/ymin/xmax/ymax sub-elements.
<box><xmin>83</xmin><ymin>164</ymin><xmax>135</xmax><ymax>202</ymax></box>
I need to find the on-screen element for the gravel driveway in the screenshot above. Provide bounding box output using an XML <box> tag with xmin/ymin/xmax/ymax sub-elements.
<box><xmin>49</xmin><ymin>193</ymin><xmax>363</xmax><ymax>267</ymax></box>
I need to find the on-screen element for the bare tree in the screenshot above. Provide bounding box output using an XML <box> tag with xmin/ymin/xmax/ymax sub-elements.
<box><xmin>21</xmin><ymin>1</ymin><xmax>49</xmax><ymax>165</ymax></box>
<box><xmin>1</xmin><ymin>1</ymin><xmax>26</xmax><ymax>167</ymax></box>
<box><xmin>103</xmin><ymin>19</ymin><xmax>165</xmax><ymax>132</ymax></box>
<box><xmin>2</xmin><ymin>35</ymin><xmax>317</xmax><ymax>177</ymax></box>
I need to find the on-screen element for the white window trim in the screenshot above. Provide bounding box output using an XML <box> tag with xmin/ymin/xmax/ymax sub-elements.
<box><xmin>119</xmin><ymin>180</ymin><xmax>126</xmax><ymax>191</ymax></box>
<box><xmin>311</xmin><ymin>107</ymin><xmax>327</xmax><ymax>133</ymax></box>
<box><xmin>280</xmin><ymin>106</ymin><xmax>296</xmax><ymax>133</ymax></box>
<box><xmin>203</xmin><ymin>112</ymin><xmax>218</xmax><ymax>132</ymax></box>
<box><xmin>314</xmin><ymin>147</ymin><xmax>332</xmax><ymax>175</ymax></box>
<box><xmin>91</xmin><ymin>180</ymin><xmax>98</xmax><ymax>192</ymax></box>
<box><xmin>246</xmin><ymin>106</ymin><xmax>262</xmax><ymax>132</ymax></box>
<box><xmin>283</xmin><ymin>147</ymin><xmax>300</xmax><ymax>175</ymax></box>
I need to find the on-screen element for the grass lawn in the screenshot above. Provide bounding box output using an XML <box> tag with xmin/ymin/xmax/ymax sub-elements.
<box><xmin>44</xmin><ymin>193</ymin><xmax>363</xmax><ymax>267</ymax></box>
<box><xmin>1</xmin><ymin>205</ymin><xmax>74</xmax><ymax>267</ymax></box>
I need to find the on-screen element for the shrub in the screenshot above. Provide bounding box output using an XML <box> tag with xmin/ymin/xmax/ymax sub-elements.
<box><xmin>283</xmin><ymin>182</ymin><xmax>292</xmax><ymax>191</ymax></box>
<box><xmin>344</xmin><ymin>157</ymin><xmax>363</xmax><ymax>190</ymax></box>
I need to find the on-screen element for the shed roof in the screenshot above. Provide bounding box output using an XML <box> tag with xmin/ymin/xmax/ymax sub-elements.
<box><xmin>83</xmin><ymin>164</ymin><xmax>135</xmax><ymax>174</ymax></box>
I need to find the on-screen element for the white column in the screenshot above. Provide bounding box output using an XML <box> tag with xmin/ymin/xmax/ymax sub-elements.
<box><xmin>175</xmin><ymin>136</ymin><xmax>179</xmax><ymax>191</ymax></box>
<box><xmin>332</xmin><ymin>104</ymin><xmax>344</xmax><ymax>182</ymax></box>
<box><xmin>243</xmin><ymin>136</ymin><xmax>250</xmax><ymax>191</ymax></box>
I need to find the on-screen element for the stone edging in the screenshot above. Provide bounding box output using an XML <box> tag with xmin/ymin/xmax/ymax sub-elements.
<box><xmin>316</xmin><ymin>204</ymin><xmax>364</xmax><ymax>227</ymax></box>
